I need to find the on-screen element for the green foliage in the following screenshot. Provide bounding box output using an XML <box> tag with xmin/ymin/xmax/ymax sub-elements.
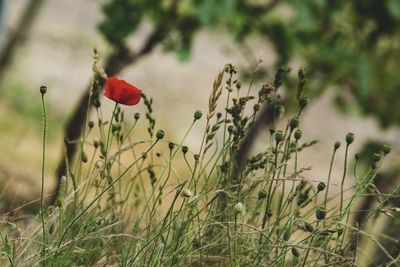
<box><xmin>98</xmin><ymin>0</ymin><xmax>144</xmax><ymax>46</ymax></box>
<box><xmin>99</xmin><ymin>0</ymin><xmax>400</xmax><ymax>127</ymax></box>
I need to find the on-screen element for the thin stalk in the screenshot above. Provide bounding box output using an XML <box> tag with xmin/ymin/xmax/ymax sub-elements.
<box><xmin>340</xmin><ymin>144</ymin><xmax>350</xmax><ymax>217</ymax></box>
<box><xmin>40</xmin><ymin>92</ymin><xmax>47</xmax><ymax>264</ymax></box>
<box><xmin>53</xmin><ymin>140</ymin><xmax>159</xmax><ymax>262</ymax></box>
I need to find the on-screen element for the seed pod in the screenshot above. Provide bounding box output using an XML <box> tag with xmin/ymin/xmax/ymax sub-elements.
<box><xmin>346</xmin><ymin>132</ymin><xmax>354</xmax><ymax>145</ymax></box>
<box><xmin>181</xmin><ymin>189</ymin><xmax>192</xmax><ymax>198</ymax></box>
<box><xmin>156</xmin><ymin>130</ymin><xmax>165</xmax><ymax>140</ymax></box>
<box><xmin>382</xmin><ymin>144</ymin><xmax>391</xmax><ymax>155</ymax></box>
<box><xmin>317</xmin><ymin>182</ymin><xmax>326</xmax><ymax>192</ymax></box>
<box><xmin>290</xmin><ymin>117</ymin><xmax>299</xmax><ymax>130</ymax></box>
<box><xmin>40</xmin><ymin>85</ymin><xmax>47</xmax><ymax>95</ymax></box>
<box><xmin>253</xmin><ymin>104</ymin><xmax>260</xmax><ymax>112</ymax></box>
<box><xmin>81</xmin><ymin>151</ymin><xmax>88</xmax><ymax>163</ymax></box>
<box><xmin>316</xmin><ymin>206</ymin><xmax>327</xmax><ymax>220</ymax></box>
<box><xmin>283</xmin><ymin>229</ymin><xmax>291</xmax><ymax>240</ymax></box>
<box><xmin>334</xmin><ymin>141</ymin><xmax>341</xmax><ymax>150</ymax></box>
<box><xmin>88</xmin><ymin>121</ymin><xmax>95</xmax><ymax>129</ymax></box>
<box><xmin>169</xmin><ymin>142</ymin><xmax>175</xmax><ymax>150</ymax></box>
<box><xmin>93</xmin><ymin>139</ymin><xmax>99</xmax><ymax>148</ymax></box>
<box><xmin>372</xmin><ymin>153</ymin><xmax>381</xmax><ymax>162</ymax></box>
<box><xmin>275</xmin><ymin>130</ymin><xmax>284</xmax><ymax>143</ymax></box>
<box><xmin>305</xmin><ymin>222</ymin><xmax>314</xmax><ymax>233</ymax></box>
<box><xmin>194</xmin><ymin>110</ymin><xmax>203</xmax><ymax>120</ymax></box>
<box><xmin>134</xmin><ymin>112</ymin><xmax>140</xmax><ymax>120</ymax></box>
<box><xmin>291</xmin><ymin>247</ymin><xmax>300</xmax><ymax>257</ymax></box>
<box><xmin>258</xmin><ymin>190</ymin><xmax>267</xmax><ymax>200</ymax></box>
<box><xmin>294</xmin><ymin>129</ymin><xmax>302</xmax><ymax>140</ymax></box>
<box><xmin>182</xmin><ymin>146</ymin><xmax>188</xmax><ymax>154</ymax></box>
<box><xmin>194</xmin><ymin>154</ymin><xmax>200</xmax><ymax>161</ymax></box>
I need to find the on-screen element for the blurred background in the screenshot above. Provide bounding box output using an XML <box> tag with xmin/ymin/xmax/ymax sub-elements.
<box><xmin>0</xmin><ymin>0</ymin><xmax>400</xmax><ymax>258</ymax></box>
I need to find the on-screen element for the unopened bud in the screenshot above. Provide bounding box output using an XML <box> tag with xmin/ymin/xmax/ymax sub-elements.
<box><xmin>316</xmin><ymin>206</ymin><xmax>327</xmax><ymax>220</ymax></box>
<box><xmin>290</xmin><ymin>117</ymin><xmax>299</xmax><ymax>130</ymax></box>
<box><xmin>346</xmin><ymin>132</ymin><xmax>354</xmax><ymax>145</ymax></box>
<box><xmin>40</xmin><ymin>85</ymin><xmax>47</xmax><ymax>95</ymax></box>
<box><xmin>275</xmin><ymin>130</ymin><xmax>284</xmax><ymax>143</ymax></box>
<box><xmin>317</xmin><ymin>182</ymin><xmax>326</xmax><ymax>192</ymax></box>
<box><xmin>156</xmin><ymin>130</ymin><xmax>165</xmax><ymax>140</ymax></box>
<box><xmin>294</xmin><ymin>129</ymin><xmax>302</xmax><ymax>140</ymax></box>
<box><xmin>334</xmin><ymin>141</ymin><xmax>341</xmax><ymax>150</ymax></box>
<box><xmin>194</xmin><ymin>110</ymin><xmax>203</xmax><ymax>120</ymax></box>
<box><xmin>181</xmin><ymin>189</ymin><xmax>192</xmax><ymax>198</ymax></box>
<box><xmin>382</xmin><ymin>144</ymin><xmax>391</xmax><ymax>155</ymax></box>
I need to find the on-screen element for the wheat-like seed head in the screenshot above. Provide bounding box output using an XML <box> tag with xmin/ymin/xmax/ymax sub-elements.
<box><xmin>208</xmin><ymin>65</ymin><xmax>229</xmax><ymax>120</ymax></box>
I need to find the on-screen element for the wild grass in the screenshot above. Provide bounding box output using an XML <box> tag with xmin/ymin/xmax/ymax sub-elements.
<box><xmin>0</xmin><ymin>58</ymin><xmax>399</xmax><ymax>266</ymax></box>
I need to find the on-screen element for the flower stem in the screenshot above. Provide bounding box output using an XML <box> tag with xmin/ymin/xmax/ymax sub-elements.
<box><xmin>40</xmin><ymin>93</ymin><xmax>47</xmax><ymax>264</ymax></box>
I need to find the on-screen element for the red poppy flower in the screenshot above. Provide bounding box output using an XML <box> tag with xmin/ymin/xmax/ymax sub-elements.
<box><xmin>104</xmin><ymin>76</ymin><xmax>142</xmax><ymax>106</ymax></box>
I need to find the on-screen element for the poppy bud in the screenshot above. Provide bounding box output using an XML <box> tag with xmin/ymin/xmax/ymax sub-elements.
<box><xmin>275</xmin><ymin>130</ymin><xmax>284</xmax><ymax>143</ymax></box>
<box><xmin>345</xmin><ymin>132</ymin><xmax>354</xmax><ymax>145</ymax></box>
<box><xmin>258</xmin><ymin>190</ymin><xmax>267</xmax><ymax>200</ymax></box>
<box><xmin>236</xmin><ymin>81</ymin><xmax>242</xmax><ymax>90</ymax></box>
<box><xmin>156</xmin><ymin>130</ymin><xmax>165</xmax><ymax>140</ymax></box>
<box><xmin>317</xmin><ymin>182</ymin><xmax>326</xmax><ymax>192</ymax></box>
<box><xmin>182</xmin><ymin>146</ymin><xmax>188</xmax><ymax>154</ymax></box>
<box><xmin>194</xmin><ymin>110</ymin><xmax>203</xmax><ymax>120</ymax></box>
<box><xmin>382</xmin><ymin>144</ymin><xmax>391</xmax><ymax>155</ymax></box>
<box><xmin>181</xmin><ymin>189</ymin><xmax>192</xmax><ymax>198</ymax></box>
<box><xmin>316</xmin><ymin>206</ymin><xmax>327</xmax><ymax>220</ymax></box>
<box><xmin>88</xmin><ymin>121</ymin><xmax>95</xmax><ymax>129</ymax></box>
<box><xmin>305</xmin><ymin>223</ymin><xmax>314</xmax><ymax>233</ymax></box>
<box><xmin>93</xmin><ymin>139</ymin><xmax>99</xmax><ymax>148</ymax></box>
<box><xmin>81</xmin><ymin>151</ymin><xmax>88</xmax><ymax>163</ymax></box>
<box><xmin>334</xmin><ymin>141</ymin><xmax>341</xmax><ymax>150</ymax></box>
<box><xmin>294</xmin><ymin>129</ymin><xmax>302</xmax><ymax>140</ymax></box>
<box><xmin>283</xmin><ymin>229</ymin><xmax>291</xmax><ymax>240</ymax></box>
<box><xmin>290</xmin><ymin>117</ymin><xmax>299</xmax><ymax>130</ymax></box>
<box><xmin>372</xmin><ymin>153</ymin><xmax>381</xmax><ymax>162</ymax></box>
<box><xmin>253</xmin><ymin>104</ymin><xmax>260</xmax><ymax>112</ymax></box>
<box><xmin>169</xmin><ymin>142</ymin><xmax>175</xmax><ymax>150</ymax></box>
<box><xmin>291</xmin><ymin>247</ymin><xmax>300</xmax><ymax>257</ymax></box>
<box><xmin>269</xmin><ymin>127</ymin><xmax>275</xmax><ymax>135</ymax></box>
<box><xmin>355</xmin><ymin>153</ymin><xmax>360</xmax><ymax>160</ymax></box>
<box><xmin>134</xmin><ymin>112</ymin><xmax>140</xmax><ymax>120</ymax></box>
<box><xmin>40</xmin><ymin>85</ymin><xmax>47</xmax><ymax>95</ymax></box>
<box><xmin>194</xmin><ymin>154</ymin><xmax>200</xmax><ymax>161</ymax></box>
<box><xmin>216</xmin><ymin>112</ymin><xmax>222</xmax><ymax>119</ymax></box>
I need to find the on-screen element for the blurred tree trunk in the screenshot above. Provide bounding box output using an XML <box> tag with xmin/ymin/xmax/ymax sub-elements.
<box><xmin>0</xmin><ymin>0</ymin><xmax>9</xmax><ymax>51</ymax></box>
<box><xmin>0</xmin><ymin>0</ymin><xmax>46</xmax><ymax>87</ymax></box>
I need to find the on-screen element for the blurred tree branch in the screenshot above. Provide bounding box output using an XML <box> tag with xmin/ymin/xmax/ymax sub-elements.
<box><xmin>52</xmin><ymin>0</ymin><xmax>179</xmax><ymax>204</ymax></box>
<box><xmin>0</xmin><ymin>0</ymin><xmax>46</xmax><ymax>87</ymax></box>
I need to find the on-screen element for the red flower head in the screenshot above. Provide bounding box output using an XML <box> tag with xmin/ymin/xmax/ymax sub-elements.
<box><xmin>104</xmin><ymin>76</ymin><xmax>142</xmax><ymax>106</ymax></box>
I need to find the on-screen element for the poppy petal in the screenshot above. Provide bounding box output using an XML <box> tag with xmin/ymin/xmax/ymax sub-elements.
<box><xmin>104</xmin><ymin>76</ymin><xmax>142</xmax><ymax>106</ymax></box>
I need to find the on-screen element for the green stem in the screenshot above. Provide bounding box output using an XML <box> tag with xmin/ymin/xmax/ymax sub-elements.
<box><xmin>53</xmin><ymin>139</ymin><xmax>159</xmax><ymax>261</ymax></box>
<box><xmin>40</xmin><ymin>93</ymin><xmax>47</xmax><ymax>263</ymax></box>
